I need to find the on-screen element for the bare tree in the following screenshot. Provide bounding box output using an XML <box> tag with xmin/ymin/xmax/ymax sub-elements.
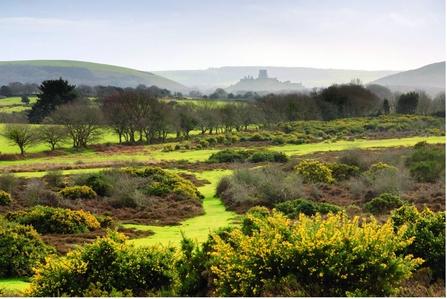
<box><xmin>1</xmin><ymin>123</ymin><xmax>40</xmax><ymax>155</ymax></box>
<box><xmin>38</xmin><ymin>124</ymin><xmax>68</xmax><ymax>151</ymax></box>
<box><xmin>415</xmin><ymin>90</ymin><xmax>432</xmax><ymax>115</ymax></box>
<box><xmin>47</xmin><ymin>99</ymin><xmax>104</xmax><ymax>148</ymax></box>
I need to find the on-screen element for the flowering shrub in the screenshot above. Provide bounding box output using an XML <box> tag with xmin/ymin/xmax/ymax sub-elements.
<box><xmin>325</xmin><ymin>162</ymin><xmax>360</xmax><ymax>181</ymax></box>
<box><xmin>59</xmin><ymin>185</ymin><xmax>97</xmax><ymax>200</ymax></box>
<box><xmin>5</xmin><ymin>205</ymin><xmax>101</xmax><ymax>234</ymax></box>
<box><xmin>0</xmin><ymin>190</ymin><xmax>12</xmax><ymax>206</ymax></box>
<box><xmin>391</xmin><ymin>205</ymin><xmax>446</xmax><ymax>281</ymax></box>
<box><xmin>275</xmin><ymin>198</ymin><xmax>342</xmax><ymax>218</ymax></box>
<box><xmin>26</xmin><ymin>230</ymin><xmax>179</xmax><ymax>297</ymax></box>
<box><xmin>0</xmin><ymin>220</ymin><xmax>55</xmax><ymax>278</ymax></box>
<box><xmin>208</xmin><ymin>209</ymin><xmax>422</xmax><ymax>297</ymax></box>
<box><xmin>294</xmin><ymin>160</ymin><xmax>334</xmax><ymax>183</ymax></box>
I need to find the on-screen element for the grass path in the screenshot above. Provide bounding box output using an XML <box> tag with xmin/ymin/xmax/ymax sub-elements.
<box><xmin>124</xmin><ymin>169</ymin><xmax>239</xmax><ymax>247</ymax></box>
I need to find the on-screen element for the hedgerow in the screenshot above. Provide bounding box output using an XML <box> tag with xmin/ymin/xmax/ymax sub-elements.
<box><xmin>208</xmin><ymin>209</ymin><xmax>423</xmax><ymax>297</ymax></box>
<box><xmin>5</xmin><ymin>205</ymin><xmax>101</xmax><ymax>234</ymax></box>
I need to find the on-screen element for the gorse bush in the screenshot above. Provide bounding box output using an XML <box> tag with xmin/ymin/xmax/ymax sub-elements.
<box><xmin>26</xmin><ymin>230</ymin><xmax>179</xmax><ymax>297</ymax></box>
<box><xmin>391</xmin><ymin>205</ymin><xmax>446</xmax><ymax>281</ymax></box>
<box><xmin>294</xmin><ymin>159</ymin><xmax>334</xmax><ymax>183</ymax></box>
<box><xmin>0</xmin><ymin>219</ymin><xmax>55</xmax><ymax>278</ymax></box>
<box><xmin>0</xmin><ymin>190</ymin><xmax>12</xmax><ymax>206</ymax></box>
<box><xmin>208</xmin><ymin>209</ymin><xmax>423</xmax><ymax>297</ymax></box>
<box><xmin>59</xmin><ymin>185</ymin><xmax>97</xmax><ymax>200</ymax></box>
<box><xmin>364</xmin><ymin>193</ymin><xmax>404</xmax><ymax>215</ymax></box>
<box><xmin>5</xmin><ymin>205</ymin><xmax>101</xmax><ymax>234</ymax></box>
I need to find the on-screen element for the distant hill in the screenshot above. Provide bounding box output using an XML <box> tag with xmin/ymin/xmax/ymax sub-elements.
<box><xmin>368</xmin><ymin>62</ymin><xmax>445</xmax><ymax>96</ymax></box>
<box><xmin>153</xmin><ymin>66</ymin><xmax>399</xmax><ymax>92</ymax></box>
<box><xmin>0</xmin><ymin>60</ymin><xmax>189</xmax><ymax>92</ymax></box>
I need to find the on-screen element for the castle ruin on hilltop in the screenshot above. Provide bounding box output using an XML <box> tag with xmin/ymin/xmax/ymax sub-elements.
<box><xmin>227</xmin><ymin>69</ymin><xmax>304</xmax><ymax>93</ymax></box>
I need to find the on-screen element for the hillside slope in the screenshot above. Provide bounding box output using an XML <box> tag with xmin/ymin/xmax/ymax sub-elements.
<box><xmin>369</xmin><ymin>61</ymin><xmax>445</xmax><ymax>96</ymax></box>
<box><xmin>0</xmin><ymin>60</ymin><xmax>189</xmax><ymax>92</ymax></box>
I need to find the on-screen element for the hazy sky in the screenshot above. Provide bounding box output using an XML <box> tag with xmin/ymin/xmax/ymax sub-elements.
<box><xmin>1</xmin><ymin>0</ymin><xmax>445</xmax><ymax>71</ymax></box>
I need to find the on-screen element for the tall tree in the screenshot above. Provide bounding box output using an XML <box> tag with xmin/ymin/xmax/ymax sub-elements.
<box><xmin>27</xmin><ymin>78</ymin><xmax>78</xmax><ymax>123</ymax></box>
<box><xmin>396</xmin><ymin>91</ymin><xmax>419</xmax><ymax>114</ymax></box>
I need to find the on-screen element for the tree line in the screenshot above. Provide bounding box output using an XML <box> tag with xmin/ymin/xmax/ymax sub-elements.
<box><xmin>1</xmin><ymin>78</ymin><xmax>445</xmax><ymax>155</ymax></box>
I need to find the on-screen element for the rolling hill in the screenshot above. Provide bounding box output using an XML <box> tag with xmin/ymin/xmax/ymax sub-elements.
<box><xmin>368</xmin><ymin>61</ymin><xmax>445</xmax><ymax>96</ymax></box>
<box><xmin>0</xmin><ymin>60</ymin><xmax>189</xmax><ymax>92</ymax></box>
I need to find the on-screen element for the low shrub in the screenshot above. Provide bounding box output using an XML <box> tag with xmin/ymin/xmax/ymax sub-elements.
<box><xmin>216</xmin><ymin>165</ymin><xmax>305</xmax><ymax>211</ymax></box>
<box><xmin>24</xmin><ymin>179</ymin><xmax>61</xmax><ymax>207</ymax></box>
<box><xmin>0</xmin><ymin>172</ymin><xmax>19</xmax><ymax>195</ymax></box>
<box><xmin>162</xmin><ymin>144</ymin><xmax>174</xmax><ymax>152</ymax></box>
<box><xmin>199</xmin><ymin>140</ymin><xmax>209</xmax><ymax>147</ymax></box>
<box><xmin>338</xmin><ymin>147</ymin><xmax>369</xmax><ymax>171</ymax></box>
<box><xmin>26</xmin><ymin>230</ymin><xmax>180</xmax><ymax>297</ymax></box>
<box><xmin>208</xmin><ymin>209</ymin><xmax>422</xmax><ymax>296</ymax></box>
<box><xmin>408</xmin><ymin>145</ymin><xmax>445</xmax><ymax>183</ymax></box>
<box><xmin>0</xmin><ymin>220</ymin><xmax>55</xmax><ymax>278</ymax></box>
<box><xmin>325</xmin><ymin>162</ymin><xmax>360</xmax><ymax>181</ymax></box>
<box><xmin>122</xmin><ymin>166</ymin><xmax>202</xmax><ymax>200</ymax></box>
<box><xmin>364</xmin><ymin>193</ymin><xmax>404</xmax><ymax>215</ymax></box>
<box><xmin>85</xmin><ymin>173</ymin><xmax>114</xmax><ymax>197</ymax></box>
<box><xmin>272</xmin><ymin>136</ymin><xmax>286</xmax><ymax>145</ymax></box>
<box><xmin>391</xmin><ymin>205</ymin><xmax>446</xmax><ymax>281</ymax></box>
<box><xmin>0</xmin><ymin>190</ymin><xmax>12</xmax><ymax>206</ymax></box>
<box><xmin>44</xmin><ymin>170</ymin><xmax>65</xmax><ymax>188</ymax></box>
<box><xmin>294</xmin><ymin>160</ymin><xmax>334</xmax><ymax>183</ymax></box>
<box><xmin>59</xmin><ymin>185</ymin><xmax>97</xmax><ymax>200</ymax></box>
<box><xmin>5</xmin><ymin>205</ymin><xmax>101</xmax><ymax>234</ymax></box>
<box><xmin>274</xmin><ymin>199</ymin><xmax>343</xmax><ymax>218</ymax></box>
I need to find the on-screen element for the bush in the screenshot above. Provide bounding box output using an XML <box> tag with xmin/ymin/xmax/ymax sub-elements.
<box><xmin>44</xmin><ymin>170</ymin><xmax>65</xmax><ymax>188</ymax></box>
<box><xmin>85</xmin><ymin>173</ymin><xmax>114</xmax><ymax>197</ymax></box>
<box><xmin>199</xmin><ymin>140</ymin><xmax>209</xmax><ymax>147</ymax></box>
<box><xmin>24</xmin><ymin>179</ymin><xmax>61</xmax><ymax>207</ymax></box>
<box><xmin>325</xmin><ymin>162</ymin><xmax>360</xmax><ymax>181</ymax></box>
<box><xmin>0</xmin><ymin>220</ymin><xmax>55</xmax><ymax>278</ymax></box>
<box><xmin>59</xmin><ymin>185</ymin><xmax>97</xmax><ymax>200</ymax></box>
<box><xmin>364</xmin><ymin>193</ymin><xmax>404</xmax><ymax>215</ymax></box>
<box><xmin>5</xmin><ymin>205</ymin><xmax>101</xmax><ymax>234</ymax></box>
<box><xmin>0</xmin><ymin>190</ymin><xmax>12</xmax><ymax>206</ymax></box>
<box><xmin>391</xmin><ymin>205</ymin><xmax>446</xmax><ymax>281</ymax></box>
<box><xmin>274</xmin><ymin>199</ymin><xmax>343</xmax><ymax>218</ymax></box>
<box><xmin>208</xmin><ymin>210</ymin><xmax>422</xmax><ymax>296</ymax></box>
<box><xmin>0</xmin><ymin>172</ymin><xmax>19</xmax><ymax>195</ymax></box>
<box><xmin>206</xmin><ymin>149</ymin><xmax>248</xmax><ymax>163</ymax></box>
<box><xmin>26</xmin><ymin>230</ymin><xmax>179</xmax><ymax>297</ymax></box>
<box><xmin>272</xmin><ymin>136</ymin><xmax>286</xmax><ymax>145</ymax></box>
<box><xmin>408</xmin><ymin>146</ymin><xmax>445</xmax><ymax>183</ymax></box>
<box><xmin>338</xmin><ymin>148</ymin><xmax>368</xmax><ymax>171</ymax></box>
<box><xmin>162</xmin><ymin>144</ymin><xmax>174</xmax><ymax>152</ymax></box>
<box><xmin>122</xmin><ymin>166</ymin><xmax>202</xmax><ymax>200</ymax></box>
<box><xmin>216</xmin><ymin>166</ymin><xmax>305</xmax><ymax>210</ymax></box>
<box><xmin>294</xmin><ymin>160</ymin><xmax>334</xmax><ymax>183</ymax></box>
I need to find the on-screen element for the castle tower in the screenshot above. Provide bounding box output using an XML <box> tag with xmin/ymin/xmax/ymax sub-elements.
<box><xmin>258</xmin><ymin>69</ymin><xmax>268</xmax><ymax>79</ymax></box>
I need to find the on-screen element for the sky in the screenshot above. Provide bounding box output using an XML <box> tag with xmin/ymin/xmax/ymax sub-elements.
<box><xmin>1</xmin><ymin>0</ymin><xmax>445</xmax><ymax>71</ymax></box>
